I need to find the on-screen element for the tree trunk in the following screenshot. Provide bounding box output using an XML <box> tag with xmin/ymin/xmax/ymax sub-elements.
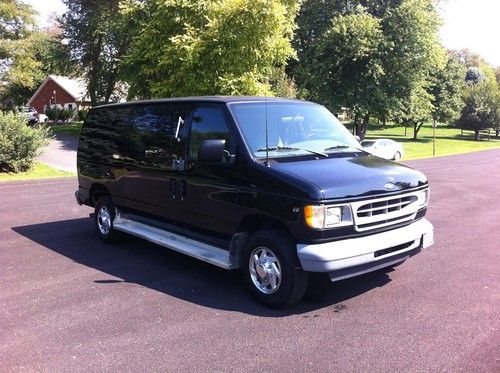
<box><xmin>355</xmin><ymin>113</ymin><xmax>369</xmax><ymax>140</ymax></box>
<box><xmin>413</xmin><ymin>122</ymin><xmax>424</xmax><ymax>140</ymax></box>
<box><xmin>474</xmin><ymin>130</ymin><xmax>480</xmax><ymax>141</ymax></box>
<box><xmin>104</xmin><ymin>73</ymin><xmax>117</xmax><ymax>104</ymax></box>
<box><xmin>352</xmin><ymin>113</ymin><xmax>360</xmax><ymax>135</ymax></box>
<box><xmin>88</xmin><ymin>33</ymin><xmax>103</xmax><ymax>106</ymax></box>
<box><xmin>496</xmin><ymin>129</ymin><xmax>499</xmax><ymax>138</ymax></box>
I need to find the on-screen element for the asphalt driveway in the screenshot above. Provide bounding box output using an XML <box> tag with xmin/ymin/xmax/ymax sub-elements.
<box><xmin>1</xmin><ymin>149</ymin><xmax>499</xmax><ymax>372</ymax></box>
<box><xmin>37</xmin><ymin>133</ymin><xmax>77</xmax><ymax>173</ymax></box>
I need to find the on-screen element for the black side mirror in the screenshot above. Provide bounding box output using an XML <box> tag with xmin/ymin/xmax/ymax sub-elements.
<box><xmin>197</xmin><ymin>139</ymin><xmax>226</xmax><ymax>163</ymax></box>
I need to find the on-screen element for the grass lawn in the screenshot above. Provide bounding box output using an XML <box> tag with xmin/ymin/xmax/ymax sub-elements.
<box><xmin>0</xmin><ymin>162</ymin><xmax>74</xmax><ymax>182</ymax></box>
<box><xmin>360</xmin><ymin>124</ymin><xmax>500</xmax><ymax>160</ymax></box>
<box><xmin>49</xmin><ymin>122</ymin><xmax>83</xmax><ymax>137</ymax></box>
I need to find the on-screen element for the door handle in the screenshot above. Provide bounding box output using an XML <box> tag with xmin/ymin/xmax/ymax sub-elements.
<box><xmin>170</xmin><ymin>178</ymin><xmax>177</xmax><ymax>198</ymax></box>
<box><xmin>180</xmin><ymin>180</ymin><xmax>186</xmax><ymax>198</ymax></box>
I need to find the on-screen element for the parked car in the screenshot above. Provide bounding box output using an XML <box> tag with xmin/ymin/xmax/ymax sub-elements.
<box><xmin>361</xmin><ymin>138</ymin><xmax>404</xmax><ymax>161</ymax></box>
<box><xmin>21</xmin><ymin>106</ymin><xmax>39</xmax><ymax>124</ymax></box>
<box><xmin>75</xmin><ymin>97</ymin><xmax>433</xmax><ymax>308</ymax></box>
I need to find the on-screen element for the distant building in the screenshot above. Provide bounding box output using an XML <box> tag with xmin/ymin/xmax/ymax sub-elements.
<box><xmin>27</xmin><ymin>75</ymin><xmax>90</xmax><ymax>114</ymax></box>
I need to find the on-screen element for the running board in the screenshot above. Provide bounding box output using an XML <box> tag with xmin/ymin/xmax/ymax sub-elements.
<box><xmin>113</xmin><ymin>212</ymin><xmax>236</xmax><ymax>270</ymax></box>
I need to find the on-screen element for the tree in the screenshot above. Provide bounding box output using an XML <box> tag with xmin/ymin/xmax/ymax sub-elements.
<box><xmin>290</xmin><ymin>0</ymin><xmax>445</xmax><ymax>139</ymax></box>
<box><xmin>456</xmin><ymin>81</ymin><xmax>498</xmax><ymax>141</ymax></box>
<box><xmin>60</xmin><ymin>0</ymin><xmax>133</xmax><ymax>105</ymax></box>
<box><xmin>465</xmin><ymin>67</ymin><xmax>485</xmax><ymax>85</ymax></box>
<box><xmin>0</xmin><ymin>0</ymin><xmax>41</xmax><ymax>109</ymax></box>
<box><xmin>122</xmin><ymin>0</ymin><xmax>299</xmax><ymax>98</ymax></box>
<box><xmin>310</xmin><ymin>10</ymin><xmax>386</xmax><ymax>139</ymax></box>
<box><xmin>428</xmin><ymin>56</ymin><xmax>466</xmax><ymax>126</ymax></box>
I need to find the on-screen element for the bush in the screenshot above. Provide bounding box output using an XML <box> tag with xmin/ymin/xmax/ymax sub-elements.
<box><xmin>0</xmin><ymin>113</ymin><xmax>51</xmax><ymax>172</ymax></box>
<box><xmin>44</xmin><ymin>107</ymin><xmax>76</xmax><ymax>122</ymax></box>
<box><xmin>77</xmin><ymin>109</ymin><xmax>89</xmax><ymax>121</ymax></box>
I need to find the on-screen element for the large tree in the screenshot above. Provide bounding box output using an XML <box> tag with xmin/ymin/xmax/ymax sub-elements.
<box><xmin>122</xmin><ymin>0</ymin><xmax>299</xmax><ymax>98</ymax></box>
<box><xmin>0</xmin><ymin>0</ymin><xmax>40</xmax><ymax>109</ymax></box>
<box><xmin>309</xmin><ymin>10</ymin><xmax>386</xmax><ymax>138</ymax></box>
<box><xmin>456</xmin><ymin>77</ymin><xmax>498</xmax><ymax>141</ymax></box>
<box><xmin>428</xmin><ymin>56</ymin><xmax>466</xmax><ymax>127</ymax></box>
<box><xmin>60</xmin><ymin>0</ymin><xmax>133</xmax><ymax>105</ymax></box>
<box><xmin>290</xmin><ymin>0</ymin><xmax>445</xmax><ymax>139</ymax></box>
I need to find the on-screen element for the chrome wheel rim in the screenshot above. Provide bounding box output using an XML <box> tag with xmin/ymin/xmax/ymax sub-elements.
<box><xmin>97</xmin><ymin>206</ymin><xmax>112</xmax><ymax>235</ymax></box>
<box><xmin>249</xmin><ymin>247</ymin><xmax>282</xmax><ymax>294</ymax></box>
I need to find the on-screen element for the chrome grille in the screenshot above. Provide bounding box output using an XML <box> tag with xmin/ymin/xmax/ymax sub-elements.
<box><xmin>351</xmin><ymin>192</ymin><xmax>422</xmax><ymax>232</ymax></box>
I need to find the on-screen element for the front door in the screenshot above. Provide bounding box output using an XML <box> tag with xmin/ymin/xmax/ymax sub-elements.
<box><xmin>176</xmin><ymin>104</ymin><xmax>242</xmax><ymax>237</ymax></box>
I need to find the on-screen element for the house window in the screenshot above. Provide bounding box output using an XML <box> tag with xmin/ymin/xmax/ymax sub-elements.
<box><xmin>67</xmin><ymin>104</ymin><xmax>73</xmax><ymax>109</ymax></box>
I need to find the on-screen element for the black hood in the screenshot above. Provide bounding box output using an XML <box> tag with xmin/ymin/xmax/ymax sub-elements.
<box><xmin>270</xmin><ymin>155</ymin><xmax>428</xmax><ymax>200</ymax></box>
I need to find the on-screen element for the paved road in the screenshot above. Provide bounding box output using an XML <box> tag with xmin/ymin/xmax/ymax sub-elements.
<box><xmin>37</xmin><ymin>133</ymin><xmax>77</xmax><ymax>173</ymax></box>
<box><xmin>1</xmin><ymin>150</ymin><xmax>499</xmax><ymax>372</ymax></box>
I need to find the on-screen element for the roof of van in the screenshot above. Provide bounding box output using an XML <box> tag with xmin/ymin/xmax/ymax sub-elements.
<box><xmin>93</xmin><ymin>96</ymin><xmax>313</xmax><ymax>109</ymax></box>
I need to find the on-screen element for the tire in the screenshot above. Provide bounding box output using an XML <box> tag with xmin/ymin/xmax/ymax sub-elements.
<box><xmin>242</xmin><ymin>229</ymin><xmax>309</xmax><ymax>308</ymax></box>
<box><xmin>393</xmin><ymin>151</ymin><xmax>401</xmax><ymax>161</ymax></box>
<box><xmin>94</xmin><ymin>196</ymin><xmax>119</xmax><ymax>243</ymax></box>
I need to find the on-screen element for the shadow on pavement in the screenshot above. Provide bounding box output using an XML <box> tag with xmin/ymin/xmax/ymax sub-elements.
<box><xmin>53</xmin><ymin>133</ymin><xmax>78</xmax><ymax>151</ymax></box>
<box><xmin>12</xmin><ymin>218</ymin><xmax>392</xmax><ymax>316</ymax></box>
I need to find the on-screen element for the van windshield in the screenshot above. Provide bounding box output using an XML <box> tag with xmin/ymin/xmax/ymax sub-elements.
<box><xmin>229</xmin><ymin>102</ymin><xmax>360</xmax><ymax>158</ymax></box>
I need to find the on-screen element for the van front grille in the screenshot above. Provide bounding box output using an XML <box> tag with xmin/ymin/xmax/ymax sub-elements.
<box><xmin>351</xmin><ymin>192</ymin><xmax>422</xmax><ymax>232</ymax></box>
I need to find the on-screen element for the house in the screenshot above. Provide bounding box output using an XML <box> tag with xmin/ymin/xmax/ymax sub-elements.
<box><xmin>27</xmin><ymin>75</ymin><xmax>90</xmax><ymax>114</ymax></box>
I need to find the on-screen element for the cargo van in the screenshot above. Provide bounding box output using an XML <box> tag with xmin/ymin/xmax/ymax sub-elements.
<box><xmin>76</xmin><ymin>97</ymin><xmax>434</xmax><ymax>307</ymax></box>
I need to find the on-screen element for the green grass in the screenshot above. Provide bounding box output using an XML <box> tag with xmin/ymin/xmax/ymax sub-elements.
<box><xmin>360</xmin><ymin>124</ymin><xmax>500</xmax><ymax>160</ymax></box>
<box><xmin>0</xmin><ymin>162</ymin><xmax>74</xmax><ymax>182</ymax></box>
<box><xmin>49</xmin><ymin>122</ymin><xmax>83</xmax><ymax>137</ymax></box>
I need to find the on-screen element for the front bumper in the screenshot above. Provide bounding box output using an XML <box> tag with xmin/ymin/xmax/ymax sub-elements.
<box><xmin>296</xmin><ymin>218</ymin><xmax>434</xmax><ymax>281</ymax></box>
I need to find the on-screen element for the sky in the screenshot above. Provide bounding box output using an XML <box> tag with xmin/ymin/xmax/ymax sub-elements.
<box><xmin>439</xmin><ymin>0</ymin><xmax>500</xmax><ymax>67</ymax></box>
<box><xmin>24</xmin><ymin>0</ymin><xmax>500</xmax><ymax>67</ymax></box>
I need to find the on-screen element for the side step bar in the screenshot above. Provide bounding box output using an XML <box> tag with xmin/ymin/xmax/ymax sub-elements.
<box><xmin>113</xmin><ymin>212</ymin><xmax>237</xmax><ymax>270</ymax></box>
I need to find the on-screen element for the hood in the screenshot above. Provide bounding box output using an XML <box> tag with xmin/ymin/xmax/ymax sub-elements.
<box><xmin>270</xmin><ymin>154</ymin><xmax>427</xmax><ymax>200</ymax></box>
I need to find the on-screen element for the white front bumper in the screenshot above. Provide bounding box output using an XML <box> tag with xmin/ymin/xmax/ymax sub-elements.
<box><xmin>297</xmin><ymin>218</ymin><xmax>434</xmax><ymax>279</ymax></box>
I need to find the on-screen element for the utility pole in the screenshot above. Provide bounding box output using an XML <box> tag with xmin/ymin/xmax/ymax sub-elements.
<box><xmin>432</xmin><ymin>119</ymin><xmax>436</xmax><ymax>156</ymax></box>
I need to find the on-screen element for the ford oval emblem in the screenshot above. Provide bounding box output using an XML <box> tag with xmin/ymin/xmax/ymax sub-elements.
<box><xmin>384</xmin><ymin>182</ymin><xmax>396</xmax><ymax>191</ymax></box>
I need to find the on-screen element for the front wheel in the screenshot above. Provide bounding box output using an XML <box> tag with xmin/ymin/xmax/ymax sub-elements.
<box><xmin>242</xmin><ymin>230</ymin><xmax>308</xmax><ymax>308</ymax></box>
<box><xmin>94</xmin><ymin>196</ymin><xmax>120</xmax><ymax>243</ymax></box>
<box><xmin>393</xmin><ymin>151</ymin><xmax>401</xmax><ymax>161</ymax></box>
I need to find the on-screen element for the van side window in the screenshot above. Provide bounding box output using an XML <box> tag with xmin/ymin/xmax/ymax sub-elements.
<box><xmin>188</xmin><ymin>107</ymin><xmax>231</xmax><ymax>161</ymax></box>
<box><xmin>123</xmin><ymin>104</ymin><xmax>185</xmax><ymax>166</ymax></box>
<box><xmin>78</xmin><ymin>108</ymin><xmax>123</xmax><ymax>163</ymax></box>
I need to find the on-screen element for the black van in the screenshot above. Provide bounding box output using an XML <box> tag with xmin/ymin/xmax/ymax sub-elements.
<box><xmin>76</xmin><ymin>96</ymin><xmax>434</xmax><ymax>307</ymax></box>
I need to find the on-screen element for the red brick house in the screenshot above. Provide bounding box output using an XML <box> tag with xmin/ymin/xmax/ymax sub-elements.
<box><xmin>27</xmin><ymin>75</ymin><xmax>90</xmax><ymax>114</ymax></box>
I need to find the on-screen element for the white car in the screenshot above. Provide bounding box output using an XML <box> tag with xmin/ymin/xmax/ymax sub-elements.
<box><xmin>21</xmin><ymin>107</ymin><xmax>39</xmax><ymax>124</ymax></box>
<box><xmin>361</xmin><ymin>139</ymin><xmax>404</xmax><ymax>161</ymax></box>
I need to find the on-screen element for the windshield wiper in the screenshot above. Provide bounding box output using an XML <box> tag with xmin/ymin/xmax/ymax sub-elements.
<box><xmin>257</xmin><ymin>146</ymin><xmax>328</xmax><ymax>157</ymax></box>
<box><xmin>324</xmin><ymin>144</ymin><xmax>368</xmax><ymax>154</ymax></box>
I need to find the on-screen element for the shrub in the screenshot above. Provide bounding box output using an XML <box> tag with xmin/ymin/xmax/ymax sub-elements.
<box><xmin>76</xmin><ymin>109</ymin><xmax>89</xmax><ymax>121</ymax></box>
<box><xmin>44</xmin><ymin>107</ymin><xmax>76</xmax><ymax>122</ymax></box>
<box><xmin>0</xmin><ymin>113</ymin><xmax>51</xmax><ymax>172</ymax></box>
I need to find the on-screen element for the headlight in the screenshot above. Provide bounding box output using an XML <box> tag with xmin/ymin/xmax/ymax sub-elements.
<box><xmin>416</xmin><ymin>188</ymin><xmax>430</xmax><ymax>207</ymax></box>
<box><xmin>304</xmin><ymin>204</ymin><xmax>353</xmax><ymax>229</ymax></box>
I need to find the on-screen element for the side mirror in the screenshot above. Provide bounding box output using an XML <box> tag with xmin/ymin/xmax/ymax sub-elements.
<box><xmin>197</xmin><ymin>139</ymin><xmax>226</xmax><ymax>163</ymax></box>
<box><xmin>354</xmin><ymin>135</ymin><xmax>361</xmax><ymax>142</ymax></box>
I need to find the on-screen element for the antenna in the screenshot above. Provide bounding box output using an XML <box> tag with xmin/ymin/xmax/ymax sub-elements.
<box><xmin>265</xmin><ymin>93</ymin><xmax>269</xmax><ymax>166</ymax></box>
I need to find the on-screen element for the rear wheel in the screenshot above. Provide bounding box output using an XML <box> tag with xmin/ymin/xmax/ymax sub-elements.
<box><xmin>242</xmin><ymin>230</ymin><xmax>308</xmax><ymax>308</ymax></box>
<box><xmin>94</xmin><ymin>196</ymin><xmax>119</xmax><ymax>243</ymax></box>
